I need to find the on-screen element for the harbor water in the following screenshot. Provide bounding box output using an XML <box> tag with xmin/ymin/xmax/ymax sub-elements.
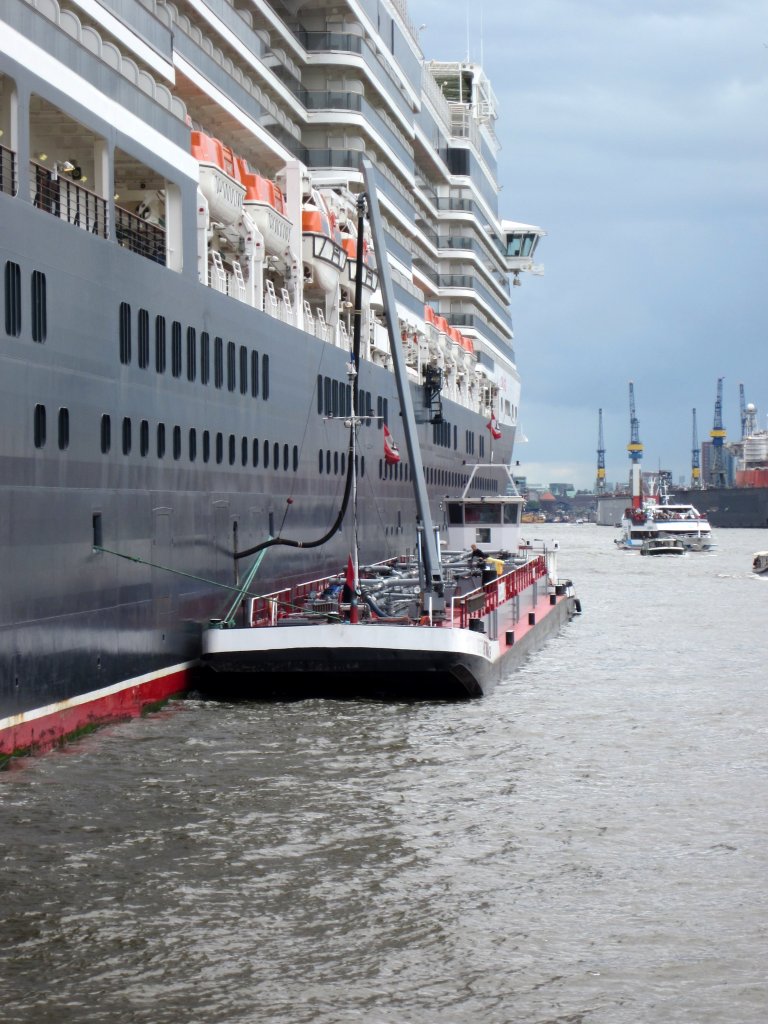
<box><xmin>1</xmin><ymin>526</ymin><xmax>766</xmax><ymax>1023</ymax></box>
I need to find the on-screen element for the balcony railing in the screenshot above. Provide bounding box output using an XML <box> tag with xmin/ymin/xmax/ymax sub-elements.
<box><xmin>30</xmin><ymin>162</ymin><xmax>107</xmax><ymax>237</ymax></box>
<box><xmin>115</xmin><ymin>205</ymin><xmax>166</xmax><ymax>265</ymax></box>
<box><xmin>297</xmin><ymin>30</ymin><xmax>363</xmax><ymax>54</ymax></box>
<box><xmin>0</xmin><ymin>144</ymin><xmax>16</xmax><ymax>196</ymax></box>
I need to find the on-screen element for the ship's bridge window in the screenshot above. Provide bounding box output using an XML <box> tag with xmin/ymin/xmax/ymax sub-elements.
<box><xmin>504</xmin><ymin>504</ymin><xmax>520</xmax><ymax>524</ymax></box>
<box><xmin>505</xmin><ymin>232</ymin><xmax>538</xmax><ymax>258</ymax></box>
<box><xmin>464</xmin><ymin>503</ymin><xmax>501</xmax><ymax>525</ymax></box>
<box><xmin>447</xmin><ymin>503</ymin><xmax>463</xmax><ymax>525</ymax></box>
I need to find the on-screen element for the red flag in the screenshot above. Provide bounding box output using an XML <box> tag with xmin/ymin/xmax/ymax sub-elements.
<box><xmin>383</xmin><ymin>423</ymin><xmax>401</xmax><ymax>464</ymax></box>
<box><xmin>486</xmin><ymin>414</ymin><xmax>502</xmax><ymax>440</ymax></box>
<box><xmin>345</xmin><ymin>555</ymin><xmax>356</xmax><ymax>592</ymax></box>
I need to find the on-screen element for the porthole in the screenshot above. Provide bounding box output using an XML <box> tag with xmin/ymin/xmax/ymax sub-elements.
<box><xmin>100</xmin><ymin>414</ymin><xmax>111</xmax><ymax>454</ymax></box>
<box><xmin>33</xmin><ymin>403</ymin><xmax>46</xmax><ymax>448</ymax></box>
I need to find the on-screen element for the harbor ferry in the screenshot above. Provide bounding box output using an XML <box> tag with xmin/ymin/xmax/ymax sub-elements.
<box><xmin>1</xmin><ymin>0</ymin><xmax>553</xmax><ymax>758</ymax></box>
<box><xmin>615</xmin><ymin>469</ymin><xmax>714</xmax><ymax>551</ymax></box>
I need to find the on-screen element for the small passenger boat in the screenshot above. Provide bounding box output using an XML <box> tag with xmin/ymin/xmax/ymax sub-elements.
<box><xmin>640</xmin><ymin>537</ymin><xmax>685</xmax><ymax>556</ymax></box>
<box><xmin>751</xmin><ymin>551</ymin><xmax>768</xmax><ymax>575</ymax></box>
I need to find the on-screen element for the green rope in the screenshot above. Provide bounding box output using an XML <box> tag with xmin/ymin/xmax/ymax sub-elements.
<box><xmin>221</xmin><ymin>547</ymin><xmax>269</xmax><ymax>627</ymax></box>
<box><xmin>92</xmin><ymin>544</ymin><xmax>344</xmax><ymax>627</ymax></box>
<box><xmin>93</xmin><ymin>544</ymin><xmax>269</xmax><ymax>606</ymax></box>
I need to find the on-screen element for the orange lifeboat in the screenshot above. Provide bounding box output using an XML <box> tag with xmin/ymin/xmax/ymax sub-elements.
<box><xmin>302</xmin><ymin>188</ymin><xmax>346</xmax><ymax>293</ymax></box>
<box><xmin>191</xmin><ymin>130</ymin><xmax>245</xmax><ymax>226</ymax></box>
<box><xmin>234</xmin><ymin>157</ymin><xmax>292</xmax><ymax>256</ymax></box>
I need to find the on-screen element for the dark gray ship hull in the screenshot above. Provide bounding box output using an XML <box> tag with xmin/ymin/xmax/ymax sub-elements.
<box><xmin>671</xmin><ymin>487</ymin><xmax>768</xmax><ymax>529</ymax></box>
<box><xmin>0</xmin><ymin>192</ymin><xmax>514</xmax><ymax>748</ymax></box>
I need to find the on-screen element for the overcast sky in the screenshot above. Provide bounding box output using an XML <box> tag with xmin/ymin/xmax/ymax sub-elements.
<box><xmin>410</xmin><ymin>0</ymin><xmax>768</xmax><ymax>489</ymax></box>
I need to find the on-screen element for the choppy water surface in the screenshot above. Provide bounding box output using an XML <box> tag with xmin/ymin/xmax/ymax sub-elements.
<box><xmin>2</xmin><ymin>527</ymin><xmax>766</xmax><ymax>1023</ymax></box>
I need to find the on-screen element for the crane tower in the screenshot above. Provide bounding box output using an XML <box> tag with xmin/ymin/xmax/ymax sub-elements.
<box><xmin>691</xmin><ymin>408</ymin><xmax>701</xmax><ymax>488</ymax></box>
<box><xmin>626</xmin><ymin>382</ymin><xmax>643</xmax><ymax>507</ymax></box>
<box><xmin>709</xmin><ymin>377</ymin><xmax>727</xmax><ymax>487</ymax></box>
<box><xmin>595</xmin><ymin>408</ymin><xmax>606</xmax><ymax>493</ymax></box>
<box><xmin>739</xmin><ymin>383</ymin><xmax>747</xmax><ymax>440</ymax></box>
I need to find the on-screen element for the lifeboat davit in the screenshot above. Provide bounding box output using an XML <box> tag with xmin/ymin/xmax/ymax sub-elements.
<box><xmin>235</xmin><ymin>158</ymin><xmax>292</xmax><ymax>257</ymax></box>
<box><xmin>191</xmin><ymin>131</ymin><xmax>246</xmax><ymax>227</ymax></box>
<box><xmin>302</xmin><ymin>188</ymin><xmax>346</xmax><ymax>294</ymax></box>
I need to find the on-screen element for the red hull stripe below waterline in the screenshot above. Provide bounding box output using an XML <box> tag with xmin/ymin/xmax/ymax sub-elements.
<box><xmin>0</xmin><ymin>663</ymin><xmax>194</xmax><ymax>758</ymax></box>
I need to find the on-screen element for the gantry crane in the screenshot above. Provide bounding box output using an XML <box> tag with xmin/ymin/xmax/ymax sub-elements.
<box><xmin>709</xmin><ymin>377</ymin><xmax>727</xmax><ymax>487</ymax></box>
<box><xmin>627</xmin><ymin>382</ymin><xmax>643</xmax><ymax>507</ymax></box>
<box><xmin>691</xmin><ymin>408</ymin><xmax>701</xmax><ymax>488</ymax></box>
<box><xmin>739</xmin><ymin>382</ymin><xmax>747</xmax><ymax>440</ymax></box>
<box><xmin>595</xmin><ymin>408</ymin><xmax>606</xmax><ymax>493</ymax></box>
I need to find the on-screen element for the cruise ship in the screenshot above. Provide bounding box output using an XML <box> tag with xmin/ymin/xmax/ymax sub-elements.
<box><xmin>0</xmin><ymin>0</ymin><xmax>545</xmax><ymax>758</ymax></box>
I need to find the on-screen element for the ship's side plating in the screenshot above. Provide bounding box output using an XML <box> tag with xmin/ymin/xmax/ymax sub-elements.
<box><xmin>1</xmin><ymin>0</ymin><xmax>534</xmax><ymax>752</ymax></box>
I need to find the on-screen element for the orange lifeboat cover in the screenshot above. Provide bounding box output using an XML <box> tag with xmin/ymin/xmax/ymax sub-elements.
<box><xmin>191</xmin><ymin>131</ymin><xmax>241</xmax><ymax>182</ymax></box>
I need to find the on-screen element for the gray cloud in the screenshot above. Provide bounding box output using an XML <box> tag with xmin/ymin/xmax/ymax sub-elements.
<box><xmin>411</xmin><ymin>0</ymin><xmax>768</xmax><ymax>486</ymax></box>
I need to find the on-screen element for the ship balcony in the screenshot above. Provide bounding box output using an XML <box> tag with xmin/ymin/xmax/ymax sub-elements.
<box><xmin>1</xmin><ymin>143</ymin><xmax>16</xmax><ymax>197</ymax></box>
<box><xmin>30</xmin><ymin>160</ymin><xmax>107</xmax><ymax>238</ymax></box>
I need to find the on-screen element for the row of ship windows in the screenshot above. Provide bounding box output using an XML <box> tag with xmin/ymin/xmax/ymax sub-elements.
<box><xmin>4</xmin><ymin>262</ymin><xmax>47</xmax><ymax>341</ymax></box>
<box><xmin>31</xmin><ymin>405</ymin><xmax>499</xmax><ymax>493</ymax></box>
<box><xmin>118</xmin><ymin>303</ymin><xmax>270</xmax><ymax>398</ymax></box>
<box><xmin>431</xmin><ymin>420</ymin><xmax>487</xmax><ymax>459</ymax></box>
<box><xmin>316</xmin><ymin>375</ymin><xmax>386</xmax><ymax>430</ymax></box>
<box><xmin>33</xmin><ymin>405</ymin><xmax>299</xmax><ymax>470</ymax></box>
<box><xmin>2</xmin><ymin>270</ymin><xmax>274</xmax><ymax>408</ymax></box>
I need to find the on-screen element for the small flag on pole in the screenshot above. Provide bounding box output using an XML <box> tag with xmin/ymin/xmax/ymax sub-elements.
<box><xmin>383</xmin><ymin>423</ymin><xmax>401</xmax><ymax>464</ymax></box>
<box><xmin>486</xmin><ymin>414</ymin><xmax>502</xmax><ymax>440</ymax></box>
